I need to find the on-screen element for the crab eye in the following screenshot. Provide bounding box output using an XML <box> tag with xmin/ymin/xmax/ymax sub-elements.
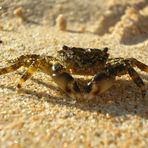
<box><xmin>103</xmin><ymin>47</ymin><xmax>108</xmax><ymax>53</ymax></box>
<box><xmin>62</xmin><ymin>45</ymin><xmax>69</xmax><ymax>50</ymax></box>
<box><xmin>52</xmin><ymin>63</ymin><xmax>62</xmax><ymax>72</ymax></box>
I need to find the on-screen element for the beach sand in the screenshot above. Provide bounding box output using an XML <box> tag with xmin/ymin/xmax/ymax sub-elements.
<box><xmin>0</xmin><ymin>0</ymin><xmax>148</xmax><ymax>147</ymax></box>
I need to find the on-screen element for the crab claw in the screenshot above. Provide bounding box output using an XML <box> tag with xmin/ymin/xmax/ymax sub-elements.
<box><xmin>84</xmin><ymin>72</ymin><xmax>114</xmax><ymax>99</ymax></box>
<box><xmin>52</xmin><ymin>71</ymin><xmax>81</xmax><ymax>99</ymax></box>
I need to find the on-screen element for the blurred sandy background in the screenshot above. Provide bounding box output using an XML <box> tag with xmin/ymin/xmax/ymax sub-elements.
<box><xmin>0</xmin><ymin>0</ymin><xmax>148</xmax><ymax>147</ymax></box>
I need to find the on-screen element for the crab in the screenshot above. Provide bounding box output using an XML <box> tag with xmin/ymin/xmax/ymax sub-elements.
<box><xmin>0</xmin><ymin>45</ymin><xmax>148</xmax><ymax>99</ymax></box>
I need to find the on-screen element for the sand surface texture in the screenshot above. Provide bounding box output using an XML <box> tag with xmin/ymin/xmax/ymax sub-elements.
<box><xmin>0</xmin><ymin>0</ymin><xmax>148</xmax><ymax>147</ymax></box>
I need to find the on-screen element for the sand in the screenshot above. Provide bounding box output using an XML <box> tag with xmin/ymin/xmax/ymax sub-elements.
<box><xmin>0</xmin><ymin>0</ymin><xmax>148</xmax><ymax>147</ymax></box>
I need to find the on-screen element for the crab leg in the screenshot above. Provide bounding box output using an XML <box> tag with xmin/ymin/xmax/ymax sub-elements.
<box><xmin>126</xmin><ymin>58</ymin><xmax>148</xmax><ymax>73</ymax></box>
<box><xmin>127</xmin><ymin>65</ymin><xmax>145</xmax><ymax>97</ymax></box>
<box><xmin>0</xmin><ymin>63</ymin><xmax>22</xmax><ymax>75</ymax></box>
<box><xmin>17</xmin><ymin>62</ymin><xmax>38</xmax><ymax>88</ymax></box>
<box><xmin>0</xmin><ymin>54</ymin><xmax>41</xmax><ymax>75</ymax></box>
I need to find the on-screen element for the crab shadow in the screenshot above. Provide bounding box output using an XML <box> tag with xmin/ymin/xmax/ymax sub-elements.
<box><xmin>0</xmin><ymin>74</ymin><xmax>148</xmax><ymax>119</ymax></box>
